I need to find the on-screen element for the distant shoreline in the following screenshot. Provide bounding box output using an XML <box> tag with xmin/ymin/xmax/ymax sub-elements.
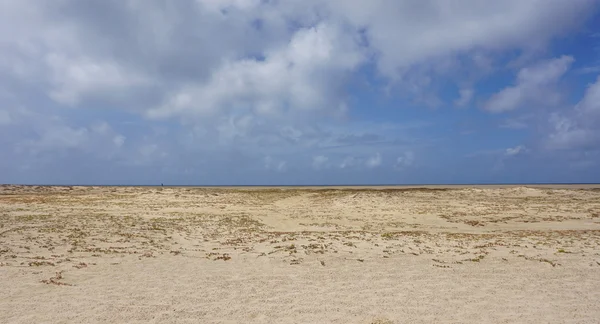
<box><xmin>3</xmin><ymin>183</ymin><xmax>600</xmax><ymax>189</ymax></box>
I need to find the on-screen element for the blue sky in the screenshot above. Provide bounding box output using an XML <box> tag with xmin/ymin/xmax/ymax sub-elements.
<box><xmin>1</xmin><ymin>0</ymin><xmax>600</xmax><ymax>185</ymax></box>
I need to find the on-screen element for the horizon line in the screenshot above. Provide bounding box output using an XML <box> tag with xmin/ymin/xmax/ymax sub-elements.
<box><xmin>2</xmin><ymin>182</ymin><xmax>600</xmax><ymax>187</ymax></box>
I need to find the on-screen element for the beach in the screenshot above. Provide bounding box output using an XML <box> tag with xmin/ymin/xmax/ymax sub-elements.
<box><xmin>1</xmin><ymin>185</ymin><xmax>600</xmax><ymax>323</ymax></box>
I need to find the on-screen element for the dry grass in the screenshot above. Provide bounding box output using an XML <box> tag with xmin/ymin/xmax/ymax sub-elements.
<box><xmin>0</xmin><ymin>185</ymin><xmax>599</xmax><ymax>282</ymax></box>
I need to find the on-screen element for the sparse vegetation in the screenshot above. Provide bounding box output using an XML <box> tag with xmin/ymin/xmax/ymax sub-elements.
<box><xmin>41</xmin><ymin>271</ymin><xmax>73</xmax><ymax>286</ymax></box>
<box><xmin>0</xmin><ymin>184</ymin><xmax>597</xmax><ymax>286</ymax></box>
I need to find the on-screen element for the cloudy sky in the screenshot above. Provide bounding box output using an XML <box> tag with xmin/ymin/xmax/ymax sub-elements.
<box><xmin>1</xmin><ymin>0</ymin><xmax>600</xmax><ymax>185</ymax></box>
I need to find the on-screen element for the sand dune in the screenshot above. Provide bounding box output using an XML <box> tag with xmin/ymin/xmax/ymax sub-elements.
<box><xmin>1</xmin><ymin>185</ymin><xmax>600</xmax><ymax>323</ymax></box>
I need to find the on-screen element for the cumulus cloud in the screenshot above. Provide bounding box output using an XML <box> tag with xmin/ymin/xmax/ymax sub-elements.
<box><xmin>332</xmin><ymin>1</ymin><xmax>592</xmax><ymax>76</ymax></box>
<box><xmin>0</xmin><ymin>0</ymin><xmax>598</xmax><ymax>183</ymax></box>
<box><xmin>546</xmin><ymin>114</ymin><xmax>589</xmax><ymax>150</ymax></box>
<box><xmin>1</xmin><ymin>1</ymin><xmax>594</xmax><ymax>119</ymax></box>
<box><xmin>484</xmin><ymin>56</ymin><xmax>574</xmax><ymax>112</ymax></box>
<box><xmin>147</xmin><ymin>23</ymin><xmax>364</xmax><ymax>119</ymax></box>
<box><xmin>12</xmin><ymin>117</ymin><xmax>126</xmax><ymax>161</ymax></box>
<box><xmin>545</xmin><ymin>76</ymin><xmax>600</xmax><ymax>151</ymax></box>
<box><xmin>575</xmin><ymin>75</ymin><xmax>600</xmax><ymax>117</ymax></box>
<box><xmin>20</xmin><ymin>125</ymin><xmax>90</xmax><ymax>154</ymax></box>
<box><xmin>46</xmin><ymin>55</ymin><xmax>152</xmax><ymax>106</ymax></box>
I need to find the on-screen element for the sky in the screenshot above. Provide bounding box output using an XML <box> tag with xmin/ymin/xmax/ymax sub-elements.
<box><xmin>1</xmin><ymin>0</ymin><xmax>600</xmax><ymax>185</ymax></box>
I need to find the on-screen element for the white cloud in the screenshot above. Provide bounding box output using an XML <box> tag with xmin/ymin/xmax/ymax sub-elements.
<box><xmin>1</xmin><ymin>1</ymin><xmax>595</xmax><ymax>120</ymax></box>
<box><xmin>545</xmin><ymin>76</ymin><xmax>600</xmax><ymax>150</ymax></box>
<box><xmin>505</xmin><ymin>145</ymin><xmax>526</xmax><ymax>156</ymax></box>
<box><xmin>91</xmin><ymin>121</ymin><xmax>112</xmax><ymax>135</ymax></box>
<box><xmin>454</xmin><ymin>88</ymin><xmax>474</xmax><ymax>107</ymax></box>
<box><xmin>331</xmin><ymin>1</ymin><xmax>592</xmax><ymax>76</ymax></box>
<box><xmin>575</xmin><ymin>75</ymin><xmax>600</xmax><ymax>116</ymax></box>
<box><xmin>113</xmin><ymin>135</ymin><xmax>126</xmax><ymax>148</ymax></box>
<box><xmin>339</xmin><ymin>156</ymin><xmax>358</xmax><ymax>169</ymax></box>
<box><xmin>546</xmin><ymin>114</ymin><xmax>595</xmax><ymax>150</ymax></box>
<box><xmin>365</xmin><ymin>153</ymin><xmax>382</xmax><ymax>168</ymax></box>
<box><xmin>312</xmin><ymin>155</ymin><xmax>329</xmax><ymax>170</ymax></box>
<box><xmin>484</xmin><ymin>56</ymin><xmax>574</xmax><ymax>112</ymax></box>
<box><xmin>147</xmin><ymin>23</ymin><xmax>364</xmax><ymax>119</ymax></box>
<box><xmin>0</xmin><ymin>0</ymin><xmax>598</xmax><ymax>182</ymax></box>
<box><xmin>197</xmin><ymin>0</ymin><xmax>262</xmax><ymax>12</ymax></box>
<box><xmin>46</xmin><ymin>54</ymin><xmax>152</xmax><ymax>106</ymax></box>
<box><xmin>10</xmin><ymin>115</ymin><xmax>128</xmax><ymax>163</ymax></box>
<box><xmin>20</xmin><ymin>125</ymin><xmax>90</xmax><ymax>154</ymax></box>
<box><xmin>394</xmin><ymin>152</ymin><xmax>415</xmax><ymax>169</ymax></box>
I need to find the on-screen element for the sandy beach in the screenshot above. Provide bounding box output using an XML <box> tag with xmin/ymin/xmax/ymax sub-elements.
<box><xmin>1</xmin><ymin>185</ymin><xmax>600</xmax><ymax>323</ymax></box>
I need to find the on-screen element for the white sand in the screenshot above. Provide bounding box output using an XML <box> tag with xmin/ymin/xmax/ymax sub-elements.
<box><xmin>1</xmin><ymin>185</ymin><xmax>600</xmax><ymax>323</ymax></box>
